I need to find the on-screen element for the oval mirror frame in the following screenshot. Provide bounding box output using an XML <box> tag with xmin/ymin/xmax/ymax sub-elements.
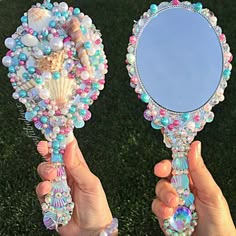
<box><xmin>126</xmin><ymin>1</ymin><xmax>232</xmax><ymax>235</ymax></box>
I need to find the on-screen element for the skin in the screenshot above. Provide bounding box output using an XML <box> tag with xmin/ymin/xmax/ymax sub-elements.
<box><xmin>36</xmin><ymin>138</ymin><xmax>116</xmax><ymax>236</ymax></box>
<box><xmin>152</xmin><ymin>141</ymin><xmax>236</xmax><ymax>236</ymax></box>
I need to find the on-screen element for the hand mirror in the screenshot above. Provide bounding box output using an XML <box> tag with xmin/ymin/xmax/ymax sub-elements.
<box><xmin>126</xmin><ymin>1</ymin><xmax>232</xmax><ymax>235</ymax></box>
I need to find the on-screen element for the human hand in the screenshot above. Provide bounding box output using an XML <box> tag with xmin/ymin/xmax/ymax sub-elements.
<box><xmin>152</xmin><ymin>141</ymin><xmax>236</xmax><ymax>236</ymax></box>
<box><xmin>36</xmin><ymin>138</ymin><xmax>113</xmax><ymax>236</ymax></box>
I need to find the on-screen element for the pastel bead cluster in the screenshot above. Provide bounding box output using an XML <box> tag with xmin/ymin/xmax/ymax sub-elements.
<box><xmin>99</xmin><ymin>218</ymin><xmax>119</xmax><ymax>236</ymax></box>
<box><xmin>126</xmin><ymin>1</ymin><xmax>232</xmax><ymax>236</ymax></box>
<box><xmin>2</xmin><ymin>0</ymin><xmax>108</xmax><ymax>231</ymax></box>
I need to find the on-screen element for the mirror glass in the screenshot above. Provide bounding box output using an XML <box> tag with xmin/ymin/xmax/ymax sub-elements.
<box><xmin>136</xmin><ymin>8</ymin><xmax>223</xmax><ymax>113</ymax></box>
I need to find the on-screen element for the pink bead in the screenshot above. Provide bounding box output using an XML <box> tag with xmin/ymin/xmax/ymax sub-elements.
<box><xmin>91</xmin><ymin>95</ymin><xmax>98</xmax><ymax>100</ymax></box>
<box><xmin>131</xmin><ymin>76</ymin><xmax>138</xmax><ymax>84</ymax></box>
<box><xmin>69</xmin><ymin>7</ymin><xmax>74</xmax><ymax>12</ymax></box>
<box><xmin>219</xmin><ymin>34</ymin><xmax>226</xmax><ymax>42</ymax></box>
<box><xmin>85</xmin><ymin>79</ymin><xmax>92</xmax><ymax>85</ymax></box>
<box><xmin>173</xmin><ymin>120</ymin><xmax>180</xmax><ymax>126</ymax></box>
<box><xmin>32</xmin><ymin>117</ymin><xmax>38</xmax><ymax>122</ymax></box>
<box><xmin>172</xmin><ymin>0</ymin><xmax>180</xmax><ymax>5</ymax></box>
<box><xmin>44</xmin><ymin>99</ymin><xmax>50</xmax><ymax>104</ymax></box>
<box><xmin>68</xmin><ymin>51</ymin><xmax>73</xmax><ymax>57</ymax></box>
<box><xmin>84</xmin><ymin>104</ymin><xmax>89</xmax><ymax>110</ymax></box>
<box><xmin>129</xmin><ymin>36</ymin><xmax>137</xmax><ymax>45</ymax></box>
<box><xmin>63</xmin><ymin>36</ymin><xmax>71</xmax><ymax>43</ymax></box>
<box><xmin>28</xmin><ymin>28</ymin><xmax>34</xmax><ymax>34</ymax></box>
<box><xmin>10</xmin><ymin>78</ymin><xmax>15</xmax><ymax>82</ymax></box>
<box><xmin>194</xmin><ymin>115</ymin><xmax>201</xmax><ymax>122</ymax></box>
<box><xmin>76</xmin><ymin>89</ymin><xmax>83</xmax><ymax>95</ymax></box>
<box><xmin>99</xmin><ymin>79</ymin><xmax>105</xmax><ymax>85</ymax></box>
<box><xmin>64</xmin><ymin>128</ymin><xmax>71</xmax><ymax>133</ymax></box>
<box><xmin>55</xmin><ymin>110</ymin><xmax>61</xmax><ymax>115</ymax></box>
<box><xmin>6</xmin><ymin>50</ymin><xmax>12</xmax><ymax>56</ymax></box>
<box><xmin>138</xmin><ymin>94</ymin><xmax>141</xmax><ymax>99</ymax></box>
<box><xmin>95</xmin><ymin>39</ymin><xmax>101</xmax><ymax>45</ymax></box>
<box><xmin>69</xmin><ymin>73</ymin><xmax>75</xmax><ymax>79</ymax></box>
<box><xmin>168</xmin><ymin>124</ymin><xmax>174</xmax><ymax>131</ymax></box>
<box><xmin>160</xmin><ymin>109</ymin><xmax>166</xmax><ymax>116</ymax></box>
<box><xmin>60</xmin><ymin>129</ymin><xmax>65</xmax><ymax>134</ymax></box>
<box><xmin>229</xmin><ymin>54</ymin><xmax>233</xmax><ymax>63</ymax></box>
<box><xmin>60</xmin><ymin>150</ymin><xmax>65</xmax><ymax>154</ymax></box>
<box><xmin>19</xmin><ymin>61</ymin><xmax>25</xmax><ymax>65</ymax></box>
<box><xmin>43</xmin><ymin>111</ymin><xmax>48</xmax><ymax>116</ymax></box>
<box><xmin>84</xmin><ymin>87</ymin><xmax>90</xmax><ymax>93</ymax></box>
<box><xmin>104</xmin><ymin>64</ymin><xmax>108</xmax><ymax>69</ymax></box>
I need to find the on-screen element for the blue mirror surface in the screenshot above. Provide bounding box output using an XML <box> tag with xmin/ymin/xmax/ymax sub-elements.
<box><xmin>136</xmin><ymin>7</ymin><xmax>223</xmax><ymax>113</ymax></box>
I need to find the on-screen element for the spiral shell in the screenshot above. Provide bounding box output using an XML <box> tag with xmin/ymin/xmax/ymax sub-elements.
<box><xmin>28</xmin><ymin>8</ymin><xmax>53</xmax><ymax>32</ymax></box>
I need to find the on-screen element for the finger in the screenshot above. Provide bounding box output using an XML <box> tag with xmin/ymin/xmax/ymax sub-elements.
<box><xmin>155</xmin><ymin>179</ymin><xmax>179</xmax><ymax>208</ymax></box>
<box><xmin>188</xmin><ymin>141</ymin><xmax>222</xmax><ymax>201</ymax></box>
<box><xmin>152</xmin><ymin>198</ymin><xmax>175</xmax><ymax>219</ymax></box>
<box><xmin>37</xmin><ymin>162</ymin><xmax>57</xmax><ymax>181</ymax></box>
<box><xmin>64</xmin><ymin>140</ymin><xmax>100</xmax><ymax>192</ymax></box>
<box><xmin>37</xmin><ymin>141</ymin><xmax>51</xmax><ymax>161</ymax></box>
<box><xmin>36</xmin><ymin>181</ymin><xmax>51</xmax><ymax>204</ymax></box>
<box><xmin>73</xmin><ymin>138</ymin><xmax>89</xmax><ymax>169</ymax></box>
<box><xmin>154</xmin><ymin>160</ymin><xmax>172</xmax><ymax>178</ymax></box>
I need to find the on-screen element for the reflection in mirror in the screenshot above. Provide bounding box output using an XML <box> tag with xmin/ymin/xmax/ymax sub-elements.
<box><xmin>136</xmin><ymin>8</ymin><xmax>223</xmax><ymax>113</ymax></box>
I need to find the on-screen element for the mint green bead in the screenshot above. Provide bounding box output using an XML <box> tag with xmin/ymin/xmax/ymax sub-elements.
<box><xmin>79</xmin><ymin>109</ymin><xmax>86</xmax><ymax>116</ymax></box>
<box><xmin>223</xmin><ymin>69</ymin><xmax>231</xmax><ymax>79</ymax></box>
<box><xmin>150</xmin><ymin>4</ymin><xmax>158</xmax><ymax>14</ymax></box>
<box><xmin>151</xmin><ymin>121</ymin><xmax>162</xmax><ymax>130</ymax></box>
<box><xmin>28</xmin><ymin>66</ymin><xmax>35</xmax><ymax>74</ymax></box>
<box><xmin>52</xmin><ymin>71</ymin><xmax>61</xmax><ymax>80</ymax></box>
<box><xmin>40</xmin><ymin>116</ymin><xmax>48</xmax><ymax>124</ymax></box>
<box><xmin>19</xmin><ymin>90</ymin><xmax>27</xmax><ymax>98</ymax></box>
<box><xmin>84</xmin><ymin>41</ymin><xmax>91</xmax><ymax>49</ymax></box>
<box><xmin>69</xmin><ymin>106</ymin><xmax>76</xmax><ymax>114</ymax></box>
<box><xmin>35</xmin><ymin>77</ymin><xmax>43</xmax><ymax>84</ymax></box>
<box><xmin>92</xmin><ymin>83</ymin><xmax>99</xmax><ymax>90</ymax></box>
<box><xmin>57</xmin><ymin>134</ymin><xmax>65</xmax><ymax>141</ymax></box>
<box><xmin>141</xmin><ymin>94</ymin><xmax>150</xmax><ymax>103</ymax></box>
<box><xmin>182</xmin><ymin>113</ymin><xmax>190</xmax><ymax>121</ymax></box>
<box><xmin>73</xmin><ymin>8</ymin><xmax>80</xmax><ymax>15</ymax></box>
<box><xmin>194</xmin><ymin>2</ymin><xmax>203</xmax><ymax>11</ymax></box>
<box><xmin>161</xmin><ymin>117</ymin><xmax>169</xmax><ymax>126</ymax></box>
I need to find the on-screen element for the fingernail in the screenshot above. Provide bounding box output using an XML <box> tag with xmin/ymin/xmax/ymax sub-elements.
<box><xmin>44</xmin><ymin>166</ymin><xmax>54</xmax><ymax>174</ymax></box>
<box><xmin>167</xmin><ymin>193</ymin><xmax>178</xmax><ymax>206</ymax></box>
<box><xmin>197</xmin><ymin>142</ymin><xmax>202</xmax><ymax>157</ymax></box>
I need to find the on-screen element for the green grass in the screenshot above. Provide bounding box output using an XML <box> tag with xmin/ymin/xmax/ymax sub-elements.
<box><xmin>0</xmin><ymin>0</ymin><xmax>236</xmax><ymax>235</ymax></box>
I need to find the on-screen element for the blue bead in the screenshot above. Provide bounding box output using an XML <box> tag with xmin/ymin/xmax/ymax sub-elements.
<box><xmin>52</xmin><ymin>140</ymin><xmax>60</xmax><ymax>149</ymax></box>
<box><xmin>80</xmin><ymin>26</ymin><xmax>87</xmax><ymax>35</ymax></box>
<box><xmin>28</xmin><ymin>66</ymin><xmax>36</xmax><ymax>74</ymax></box>
<box><xmin>9</xmin><ymin>66</ymin><xmax>16</xmax><ymax>73</ymax></box>
<box><xmin>42</xmin><ymin>30</ymin><xmax>49</xmax><ymax>37</ymax></box>
<box><xmin>25</xmin><ymin>112</ymin><xmax>34</xmax><ymax>121</ymax></box>
<box><xmin>53</xmin><ymin>150</ymin><xmax>59</xmax><ymax>154</ymax></box>
<box><xmin>22</xmin><ymin>72</ymin><xmax>29</xmax><ymax>80</ymax></box>
<box><xmin>62</xmin><ymin>12</ymin><xmax>69</xmax><ymax>18</ymax></box>
<box><xmin>151</xmin><ymin>121</ymin><xmax>162</xmax><ymax>130</ymax></box>
<box><xmin>141</xmin><ymin>94</ymin><xmax>150</xmax><ymax>103</ymax></box>
<box><xmin>193</xmin><ymin>2</ymin><xmax>203</xmax><ymax>11</ymax></box>
<box><xmin>19</xmin><ymin>53</ymin><xmax>27</xmax><ymax>61</ymax></box>
<box><xmin>69</xmin><ymin>105</ymin><xmax>76</xmax><ymax>114</ymax></box>
<box><xmin>150</xmin><ymin>4</ymin><xmax>158</xmax><ymax>14</ymax></box>
<box><xmin>74</xmin><ymin>119</ymin><xmax>85</xmax><ymax>128</ymax></box>
<box><xmin>40</xmin><ymin>116</ymin><xmax>48</xmax><ymax>124</ymax></box>
<box><xmin>73</xmin><ymin>8</ymin><xmax>81</xmax><ymax>15</ymax></box>
<box><xmin>21</xmin><ymin>16</ymin><xmax>28</xmax><ymax>23</ymax></box>
<box><xmin>44</xmin><ymin>47</ymin><xmax>52</xmax><ymax>55</ymax></box>
<box><xmin>51</xmin><ymin>153</ymin><xmax>63</xmax><ymax>163</ymax></box>
<box><xmin>54</xmin><ymin>12</ymin><xmax>62</xmax><ymax>17</ymax></box>
<box><xmin>81</xmin><ymin>97</ymin><xmax>90</xmax><ymax>104</ymax></box>
<box><xmin>57</xmin><ymin>134</ymin><xmax>65</xmax><ymax>141</ymax></box>
<box><xmin>92</xmin><ymin>83</ymin><xmax>99</xmax><ymax>90</ymax></box>
<box><xmin>36</xmin><ymin>77</ymin><xmax>43</xmax><ymax>84</ymax></box>
<box><xmin>84</xmin><ymin>41</ymin><xmax>91</xmax><ymax>49</ymax></box>
<box><xmin>52</xmin><ymin>71</ymin><xmax>61</xmax><ymax>80</ymax></box>
<box><xmin>223</xmin><ymin>69</ymin><xmax>231</xmax><ymax>78</ymax></box>
<box><xmin>161</xmin><ymin>117</ymin><xmax>169</xmax><ymax>126</ymax></box>
<box><xmin>49</xmin><ymin>20</ymin><xmax>56</xmax><ymax>28</ymax></box>
<box><xmin>79</xmin><ymin>109</ymin><xmax>86</xmax><ymax>116</ymax></box>
<box><xmin>19</xmin><ymin>90</ymin><xmax>27</xmax><ymax>98</ymax></box>
<box><xmin>182</xmin><ymin>113</ymin><xmax>190</xmax><ymax>121</ymax></box>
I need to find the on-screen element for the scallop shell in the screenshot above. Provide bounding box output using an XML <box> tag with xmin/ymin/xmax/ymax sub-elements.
<box><xmin>28</xmin><ymin>8</ymin><xmax>53</xmax><ymax>32</ymax></box>
<box><xmin>16</xmin><ymin>67</ymin><xmax>37</xmax><ymax>90</ymax></box>
<box><xmin>171</xmin><ymin>175</ymin><xmax>189</xmax><ymax>190</ymax></box>
<box><xmin>37</xmin><ymin>141</ymin><xmax>49</xmax><ymax>156</ymax></box>
<box><xmin>172</xmin><ymin>157</ymin><xmax>188</xmax><ymax>171</ymax></box>
<box><xmin>21</xmin><ymin>34</ymin><xmax>39</xmax><ymax>47</ymax></box>
<box><xmin>57</xmin><ymin>166</ymin><xmax>66</xmax><ymax>177</ymax></box>
<box><xmin>35</xmin><ymin>121</ymin><xmax>43</xmax><ymax>130</ymax></box>
<box><xmin>52</xmin><ymin>195</ymin><xmax>66</xmax><ymax>208</ymax></box>
<box><xmin>43</xmin><ymin>212</ymin><xmax>57</xmax><ymax>230</ymax></box>
<box><xmin>184</xmin><ymin>193</ymin><xmax>195</xmax><ymax>207</ymax></box>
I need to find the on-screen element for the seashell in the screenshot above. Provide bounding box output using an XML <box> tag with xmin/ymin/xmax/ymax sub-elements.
<box><xmin>172</xmin><ymin>157</ymin><xmax>188</xmax><ymax>171</ymax></box>
<box><xmin>171</xmin><ymin>175</ymin><xmax>189</xmax><ymax>190</ymax></box>
<box><xmin>21</xmin><ymin>34</ymin><xmax>39</xmax><ymax>47</ymax></box>
<box><xmin>83</xmin><ymin>110</ymin><xmax>91</xmax><ymax>121</ymax></box>
<box><xmin>43</xmin><ymin>211</ymin><xmax>57</xmax><ymax>230</ymax></box>
<box><xmin>28</xmin><ymin>8</ymin><xmax>53</xmax><ymax>32</ymax></box>
<box><xmin>52</xmin><ymin>193</ymin><xmax>66</xmax><ymax>208</ymax></box>
<box><xmin>35</xmin><ymin>121</ymin><xmax>43</xmax><ymax>130</ymax></box>
<box><xmin>37</xmin><ymin>51</ymin><xmax>64</xmax><ymax>72</ymax></box>
<box><xmin>45</xmin><ymin>75</ymin><xmax>76</xmax><ymax>107</ymax></box>
<box><xmin>17</xmin><ymin>67</ymin><xmax>37</xmax><ymax>90</ymax></box>
<box><xmin>37</xmin><ymin>141</ymin><xmax>49</xmax><ymax>156</ymax></box>
<box><xmin>184</xmin><ymin>193</ymin><xmax>195</xmax><ymax>207</ymax></box>
<box><xmin>57</xmin><ymin>166</ymin><xmax>66</xmax><ymax>177</ymax></box>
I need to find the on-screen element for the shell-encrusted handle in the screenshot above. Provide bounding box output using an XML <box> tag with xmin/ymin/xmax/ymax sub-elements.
<box><xmin>163</xmin><ymin>144</ymin><xmax>198</xmax><ymax>236</ymax></box>
<box><xmin>41</xmin><ymin>162</ymin><xmax>74</xmax><ymax>230</ymax></box>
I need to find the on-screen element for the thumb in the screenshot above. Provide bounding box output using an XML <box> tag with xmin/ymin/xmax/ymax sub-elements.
<box><xmin>188</xmin><ymin>141</ymin><xmax>220</xmax><ymax>197</ymax></box>
<box><xmin>64</xmin><ymin>139</ymin><xmax>99</xmax><ymax>191</ymax></box>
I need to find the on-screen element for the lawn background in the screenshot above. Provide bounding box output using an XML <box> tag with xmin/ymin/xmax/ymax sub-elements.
<box><xmin>0</xmin><ymin>0</ymin><xmax>235</xmax><ymax>235</ymax></box>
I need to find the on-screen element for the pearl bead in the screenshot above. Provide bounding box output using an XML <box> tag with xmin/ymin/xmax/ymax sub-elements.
<box><xmin>42</xmin><ymin>72</ymin><xmax>52</xmax><ymax>81</ymax></box>
<box><xmin>50</xmin><ymin>37</ymin><xmax>64</xmax><ymax>51</ymax></box>
<box><xmin>59</xmin><ymin>2</ymin><xmax>68</xmax><ymax>12</ymax></box>
<box><xmin>2</xmin><ymin>56</ymin><xmax>12</xmax><ymax>67</ymax></box>
<box><xmin>81</xmin><ymin>71</ymin><xmax>90</xmax><ymax>80</ymax></box>
<box><xmin>5</xmin><ymin>37</ymin><xmax>16</xmax><ymax>49</ymax></box>
<box><xmin>39</xmin><ymin>89</ymin><xmax>50</xmax><ymax>100</ymax></box>
<box><xmin>34</xmin><ymin>49</ymin><xmax>44</xmax><ymax>59</ymax></box>
<box><xmin>82</xmin><ymin>16</ymin><xmax>92</xmax><ymax>27</ymax></box>
<box><xmin>99</xmin><ymin>231</ymin><xmax>108</xmax><ymax>236</ymax></box>
<box><xmin>53</xmin><ymin>127</ymin><xmax>60</xmax><ymax>134</ymax></box>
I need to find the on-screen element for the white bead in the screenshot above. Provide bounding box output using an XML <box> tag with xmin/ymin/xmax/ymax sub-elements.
<box><xmin>81</xmin><ymin>71</ymin><xmax>90</xmax><ymax>80</ymax></box>
<box><xmin>12</xmin><ymin>92</ymin><xmax>19</xmax><ymax>100</ymax></box>
<box><xmin>61</xmin><ymin>69</ymin><xmax>68</xmax><ymax>77</ymax></box>
<box><xmin>5</xmin><ymin>37</ymin><xmax>16</xmax><ymax>49</ymax></box>
<box><xmin>2</xmin><ymin>56</ymin><xmax>12</xmax><ymax>67</ymax></box>
<box><xmin>82</xmin><ymin>16</ymin><xmax>92</xmax><ymax>27</ymax></box>
<box><xmin>42</xmin><ymin>72</ymin><xmax>52</xmax><ymax>81</ymax></box>
<box><xmin>77</xmin><ymin>103</ymin><xmax>84</xmax><ymax>109</ymax></box>
<box><xmin>39</xmin><ymin>89</ymin><xmax>50</xmax><ymax>100</ymax></box>
<box><xmin>50</xmin><ymin>37</ymin><xmax>64</xmax><ymax>51</ymax></box>
<box><xmin>99</xmin><ymin>231</ymin><xmax>108</xmax><ymax>236</ymax></box>
<box><xmin>87</xmin><ymin>48</ymin><xmax>96</xmax><ymax>56</ymax></box>
<box><xmin>53</xmin><ymin>126</ymin><xmax>60</xmax><ymax>134</ymax></box>
<box><xmin>187</xmin><ymin>121</ymin><xmax>195</xmax><ymax>131</ymax></box>
<box><xmin>59</xmin><ymin>2</ymin><xmax>68</xmax><ymax>12</ymax></box>
<box><xmin>34</xmin><ymin>49</ymin><xmax>44</xmax><ymax>59</ymax></box>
